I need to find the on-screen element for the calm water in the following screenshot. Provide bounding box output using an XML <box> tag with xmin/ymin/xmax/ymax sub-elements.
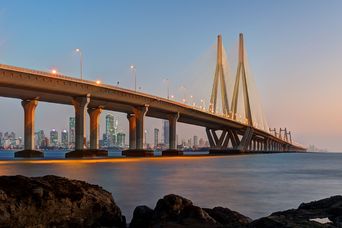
<box><xmin>0</xmin><ymin>150</ymin><xmax>341</xmax><ymax>221</ymax></box>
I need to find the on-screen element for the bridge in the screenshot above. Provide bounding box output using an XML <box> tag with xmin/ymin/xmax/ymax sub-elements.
<box><xmin>0</xmin><ymin>33</ymin><xmax>306</xmax><ymax>158</ymax></box>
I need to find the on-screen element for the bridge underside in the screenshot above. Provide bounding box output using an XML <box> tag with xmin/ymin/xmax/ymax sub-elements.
<box><xmin>206</xmin><ymin>127</ymin><xmax>303</xmax><ymax>154</ymax></box>
<box><xmin>0</xmin><ymin>64</ymin><xmax>306</xmax><ymax>158</ymax></box>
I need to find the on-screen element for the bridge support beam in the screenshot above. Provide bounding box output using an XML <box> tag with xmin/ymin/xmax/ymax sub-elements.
<box><xmin>88</xmin><ymin>107</ymin><xmax>102</xmax><ymax>150</ymax></box>
<box><xmin>163</xmin><ymin>113</ymin><xmax>183</xmax><ymax>156</ymax></box>
<box><xmin>127</xmin><ymin>113</ymin><xmax>136</xmax><ymax>149</ymax></box>
<box><xmin>123</xmin><ymin>105</ymin><xmax>153</xmax><ymax>157</ymax></box>
<box><xmin>15</xmin><ymin>99</ymin><xmax>43</xmax><ymax>158</ymax></box>
<box><xmin>66</xmin><ymin>95</ymin><xmax>97</xmax><ymax>158</ymax></box>
<box><xmin>82</xmin><ymin>107</ymin><xmax>108</xmax><ymax>157</ymax></box>
<box><xmin>73</xmin><ymin>95</ymin><xmax>90</xmax><ymax>150</ymax></box>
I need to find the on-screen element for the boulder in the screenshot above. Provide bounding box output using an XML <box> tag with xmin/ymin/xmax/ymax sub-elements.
<box><xmin>129</xmin><ymin>205</ymin><xmax>154</xmax><ymax>228</ymax></box>
<box><xmin>130</xmin><ymin>194</ymin><xmax>251</xmax><ymax>228</ymax></box>
<box><xmin>0</xmin><ymin>175</ymin><xmax>125</xmax><ymax>228</ymax></box>
<box><xmin>203</xmin><ymin>207</ymin><xmax>252</xmax><ymax>227</ymax></box>
<box><xmin>250</xmin><ymin>195</ymin><xmax>342</xmax><ymax>228</ymax></box>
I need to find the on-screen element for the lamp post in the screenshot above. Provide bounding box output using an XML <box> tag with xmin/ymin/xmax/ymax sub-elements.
<box><xmin>200</xmin><ymin>99</ymin><xmax>206</xmax><ymax>110</ymax></box>
<box><xmin>163</xmin><ymin>78</ymin><xmax>170</xmax><ymax>99</ymax></box>
<box><xmin>130</xmin><ymin>65</ymin><xmax>136</xmax><ymax>91</ymax></box>
<box><xmin>75</xmin><ymin>48</ymin><xmax>83</xmax><ymax>80</ymax></box>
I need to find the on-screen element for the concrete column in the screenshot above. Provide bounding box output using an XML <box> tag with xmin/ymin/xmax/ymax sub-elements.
<box><xmin>168</xmin><ymin>113</ymin><xmax>180</xmax><ymax>150</ymax></box>
<box><xmin>22</xmin><ymin>99</ymin><xmax>38</xmax><ymax>150</ymax></box>
<box><xmin>72</xmin><ymin>95</ymin><xmax>90</xmax><ymax>150</ymax></box>
<box><xmin>127</xmin><ymin>113</ymin><xmax>136</xmax><ymax>149</ymax></box>
<box><xmin>133</xmin><ymin>106</ymin><xmax>148</xmax><ymax>149</ymax></box>
<box><xmin>87</xmin><ymin>107</ymin><xmax>102</xmax><ymax>150</ymax></box>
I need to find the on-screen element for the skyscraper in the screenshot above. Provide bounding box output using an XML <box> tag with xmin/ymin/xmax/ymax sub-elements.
<box><xmin>154</xmin><ymin>128</ymin><xmax>159</xmax><ymax>148</ymax></box>
<box><xmin>105</xmin><ymin>114</ymin><xmax>114</xmax><ymax>147</ymax></box>
<box><xmin>193</xmin><ymin>135</ymin><xmax>198</xmax><ymax>148</ymax></box>
<box><xmin>163</xmin><ymin>120</ymin><xmax>169</xmax><ymax>146</ymax></box>
<box><xmin>61</xmin><ymin>130</ymin><xmax>68</xmax><ymax>148</ymax></box>
<box><xmin>69</xmin><ymin>117</ymin><xmax>75</xmax><ymax>146</ymax></box>
<box><xmin>116</xmin><ymin>133</ymin><xmax>126</xmax><ymax>147</ymax></box>
<box><xmin>50</xmin><ymin>129</ymin><xmax>58</xmax><ymax>147</ymax></box>
<box><xmin>35</xmin><ymin>130</ymin><xmax>45</xmax><ymax>149</ymax></box>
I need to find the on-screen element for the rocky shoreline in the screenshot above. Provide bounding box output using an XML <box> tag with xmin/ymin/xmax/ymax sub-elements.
<box><xmin>0</xmin><ymin>175</ymin><xmax>340</xmax><ymax>227</ymax></box>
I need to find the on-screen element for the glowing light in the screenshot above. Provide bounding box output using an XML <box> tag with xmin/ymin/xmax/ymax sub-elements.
<box><xmin>75</xmin><ymin>48</ymin><xmax>81</xmax><ymax>52</ymax></box>
<box><xmin>96</xmin><ymin>80</ymin><xmax>101</xmax><ymax>85</ymax></box>
<box><xmin>51</xmin><ymin>69</ymin><xmax>57</xmax><ymax>74</ymax></box>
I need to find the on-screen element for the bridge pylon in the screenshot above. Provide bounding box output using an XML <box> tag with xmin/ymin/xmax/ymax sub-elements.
<box><xmin>209</xmin><ymin>34</ymin><xmax>230</xmax><ymax>115</ymax></box>
<box><xmin>231</xmin><ymin>33</ymin><xmax>253</xmax><ymax>126</ymax></box>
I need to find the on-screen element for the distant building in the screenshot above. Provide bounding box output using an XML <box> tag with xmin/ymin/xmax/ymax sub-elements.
<box><xmin>193</xmin><ymin>135</ymin><xmax>198</xmax><ymax>148</ymax></box>
<box><xmin>37</xmin><ymin>130</ymin><xmax>45</xmax><ymax>148</ymax></box>
<box><xmin>154</xmin><ymin>128</ymin><xmax>159</xmax><ymax>148</ymax></box>
<box><xmin>61</xmin><ymin>130</ymin><xmax>68</xmax><ymax>148</ymax></box>
<box><xmin>69</xmin><ymin>117</ymin><xmax>75</xmax><ymax>146</ymax></box>
<box><xmin>50</xmin><ymin>129</ymin><xmax>58</xmax><ymax>147</ymax></box>
<box><xmin>117</xmin><ymin>133</ymin><xmax>126</xmax><ymax>147</ymax></box>
<box><xmin>199</xmin><ymin>138</ymin><xmax>205</xmax><ymax>147</ymax></box>
<box><xmin>104</xmin><ymin>114</ymin><xmax>119</xmax><ymax>147</ymax></box>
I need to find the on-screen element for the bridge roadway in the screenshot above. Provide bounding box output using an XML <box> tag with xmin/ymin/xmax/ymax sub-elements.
<box><xmin>0</xmin><ymin>63</ymin><xmax>305</xmax><ymax>157</ymax></box>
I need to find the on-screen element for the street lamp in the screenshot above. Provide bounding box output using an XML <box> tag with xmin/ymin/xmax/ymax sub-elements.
<box><xmin>75</xmin><ymin>48</ymin><xmax>83</xmax><ymax>80</ymax></box>
<box><xmin>163</xmin><ymin>78</ymin><xmax>170</xmax><ymax>99</ymax></box>
<box><xmin>200</xmin><ymin>99</ymin><xmax>207</xmax><ymax>111</ymax></box>
<box><xmin>51</xmin><ymin>69</ymin><xmax>57</xmax><ymax>75</ymax></box>
<box><xmin>130</xmin><ymin>64</ymin><xmax>136</xmax><ymax>91</ymax></box>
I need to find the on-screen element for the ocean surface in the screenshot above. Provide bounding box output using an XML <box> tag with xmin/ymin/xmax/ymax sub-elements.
<box><xmin>0</xmin><ymin>150</ymin><xmax>341</xmax><ymax>221</ymax></box>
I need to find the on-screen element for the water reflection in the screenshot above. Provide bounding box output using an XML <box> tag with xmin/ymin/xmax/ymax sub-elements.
<box><xmin>0</xmin><ymin>152</ymin><xmax>341</xmax><ymax>221</ymax></box>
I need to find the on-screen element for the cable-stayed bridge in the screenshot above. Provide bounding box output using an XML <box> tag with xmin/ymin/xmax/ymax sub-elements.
<box><xmin>0</xmin><ymin>34</ymin><xmax>306</xmax><ymax>158</ymax></box>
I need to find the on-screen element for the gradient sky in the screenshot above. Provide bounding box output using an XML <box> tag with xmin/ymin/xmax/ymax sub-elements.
<box><xmin>0</xmin><ymin>0</ymin><xmax>341</xmax><ymax>151</ymax></box>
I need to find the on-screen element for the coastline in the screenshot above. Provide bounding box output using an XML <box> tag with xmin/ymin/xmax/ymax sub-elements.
<box><xmin>0</xmin><ymin>175</ymin><xmax>339</xmax><ymax>227</ymax></box>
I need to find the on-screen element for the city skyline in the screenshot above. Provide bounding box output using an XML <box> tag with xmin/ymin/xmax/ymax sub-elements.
<box><xmin>0</xmin><ymin>1</ymin><xmax>342</xmax><ymax>151</ymax></box>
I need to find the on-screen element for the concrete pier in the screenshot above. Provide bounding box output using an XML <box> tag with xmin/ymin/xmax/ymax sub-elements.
<box><xmin>163</xmin><ymin>113</ymin><xmax>183</xmax><ymax>156</ymax></box>
<box><xmin>66</xmin><ymin>95</ymin><xmax>107</xmax><ymax>158</ymax></box>
<box><xmin>123</xmin><ymin>106</ymin><xmax>153</xmax><ymax>157</ymax></box>
<box><xmin>127</xmin><ymin>113</ymin><xmax>136</xmax><ymax>149</ymax></box>
<box><xmin>15</xmin><ymin>99</ymin><xmax>43</xmax><ymax>158</ymax></box>
<box><xmin>88</xmin><ymin>107</ymin><xmax>102</xmax><ymax>150</ymax></box>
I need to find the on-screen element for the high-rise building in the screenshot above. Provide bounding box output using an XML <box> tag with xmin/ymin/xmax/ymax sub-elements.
<box><xmin>163</xmin><ymin>120</ymin><xmax>169</xmax><ymax>146</ymax></box>
<box><xmin>199</xmin><ymin>138</ymin><xmax>205</xmax><ymax>147</ymax></box>
<box><xmin>116</xmin><ymin>133</ymin><xmax>126</xmax><ymax>147</ymax></box>
<box><xmin>50</xmin><ymin>129</ymin><xmax>58</xmax><ymax>147</ymax></box>
<box><xmin>106</xmin><ymin>114</ymin><xmax>115</xmax><ymax>147</ymax></box>
<box><xmin>69</xmin><ymin>117</ymin><xmax>75</xmax><ymax>146</ymax></box>
<box><xmin>193</xmin><ymin>135</ymin><xmax>198</xmax><ymax>148</ymax></box>
<box><xmin>37</xmin><ymin>130</ymin><xmax>45</xmax><ymax>148</ymax></box>
<box><xmin>154</xmin><ymin>128</ymin><xmax>159</xmax><ymax>148</ymax></box>
<box><xmin>61</xmin><ymin>130</ymin><xmax>68</xmax><ymax>148</ymax></box>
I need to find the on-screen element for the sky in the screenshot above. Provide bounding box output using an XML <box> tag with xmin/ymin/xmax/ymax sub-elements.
<box><xmin>0</xmin><ymin>0</ymin><xmax>341</xmax><ymax>151</ymax></box>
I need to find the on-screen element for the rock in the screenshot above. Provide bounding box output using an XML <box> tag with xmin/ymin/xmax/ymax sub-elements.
<box><xmin>129</xmin><ymin>205</ymin><xmax>154</xmax><ymax>228</ymax></box>
<box><xmin>130</xmin><ymin>194</ymin><xmax>251</xmax><ymax>227</ymax></box>
<box><xmin>0</xmin><ymin>175</ymin><xmax>125</xmax><ymax>228</ymax></box>
<box><xmin>204</xmin><ymin>207</ymin><xmax>252</xmax><ymax>227</ymax></box>
<box><xmin>250</xmin><ymin>195</ymin><xmax>342</xmax><ymax>228</ymax></box>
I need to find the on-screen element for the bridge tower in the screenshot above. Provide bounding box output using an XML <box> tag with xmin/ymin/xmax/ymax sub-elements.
<box><xmin>209</xmin><ymin>34</ymin><xmax>230</xmax><ymax>115</ymax></box>
<box><xmin>231</xmin><ymin>33</ymin><xmax>253</xmax><ymax>126</ymax></box>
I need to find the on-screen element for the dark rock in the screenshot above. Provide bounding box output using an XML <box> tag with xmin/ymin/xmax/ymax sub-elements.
<box><xmin>251</xmin><ymin>195</ymin><xmax>342</xmax><ymax>228</ymax></box>
<box><xmin>0</xmin><ymin>175</ymin><xmax>125</xmax><ymax>227</ymax></box>
<box><xmin>130</xmin><ymin>194</ymin><xmax>251</xmax><ymax>227</ymax></box>
<box><xmin>204</xmin><ymin>207</ymin><xmax>252</xmax><ymax>227</ymax></box>
<box><xmin>129</xmin><ymin>205</ymin><xmax>154</xmax><ymax>228</ymax></box>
